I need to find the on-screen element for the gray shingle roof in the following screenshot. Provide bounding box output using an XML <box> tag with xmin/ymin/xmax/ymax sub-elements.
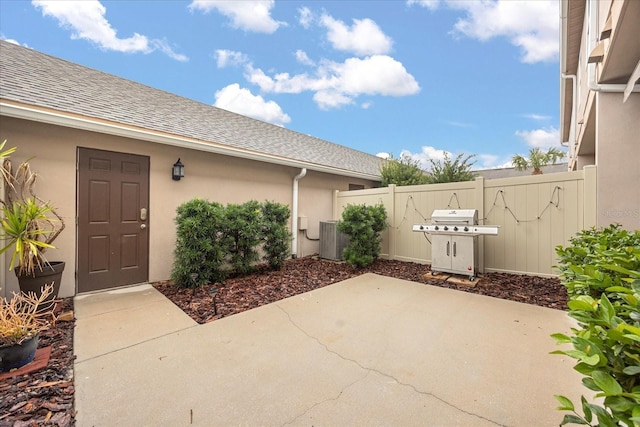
<box><xmin>474</xmin><ymin>163</ymin><xmax>569</xmax><ymax>179</ymax></box>
<box><xmin>0</xmin><ymin>41</ymin><xmax>383</xmax><ymax>179</ymax></box>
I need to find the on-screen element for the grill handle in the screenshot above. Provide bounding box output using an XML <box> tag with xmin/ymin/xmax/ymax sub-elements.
<box><xmin>432</xmin><ymin>219</ymin><xmax>472</xmax><ymax>224</ymax></box>
<box><xmin>453</xmin><ymin>241</ymin><xmax>456</xmax><ymax>257</ymax></box>
<box><xmin>446</xmin><ymin>241</ymin><xmax>450</xmax><ymax>256</ymax></box>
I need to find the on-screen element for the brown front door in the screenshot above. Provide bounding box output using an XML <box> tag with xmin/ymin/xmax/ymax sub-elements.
<box><xmin>77</xmin><ymin>148</ymin><xmax>149</xmax><ymax>293</ymax></box>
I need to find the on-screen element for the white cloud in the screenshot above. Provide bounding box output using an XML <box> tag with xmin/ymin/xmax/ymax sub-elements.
<box><xmin>443</xmin><ymin>120</ymin><xmax>473</xmax><ymax>128</ymax></box>
<box><xmin>409</xmin><ymin>0</ymin><xmax>559</xmax><ymax>63</ymax></box>
<box><xmin>151</xmin><ymin>39</ymin><xmax>188</xmax><ymax>62</ymax></box>
<box><xmin>406</xmin><ymin>0</ymin><xmax>442</xmax><ymax>11</ymax></box>
<box><xmin>295</xmin><ymin>49</ymin><xmax>315</xmax><ymax>66</ymax></box>
<box><xmin>189</xmin><ymin>0</ymin><xmax>284</xmax><ymax>34</ymax></box>
<box><xmin>0</xmin><ymin>35</ymin><xmax>29</xmax><ymax>47</ymax></box>
<box><xmin>522</xmin><ymin>113</ymin><xmax>551</xmax><ymax>121</ymax></box>
<box><xmin>515</xmin><ymin>126</ymin><xmax>561</xmax><ymax>149</ymax></box>
<box><xmin>215</xmin><ymin>49</ymin><xmax>249</xmax><ymax>68</ymax></box>
<box><xmin>450</xmin><ymin>0</ymin><xmax>559</xmax><ymax>63</ymax></box>
<box><xmin>298</xmin><ymin>6</ymin><xmax>313</xmax><ymax>29</ymax></box>
<box><xmin>320</xmin><ymin>14</ymin><xmax>393</xmax><ymax>56</ymax></box>
<box><xmin>401</xmin><ymin>146</ymin><xmax>450</xmax><ymax>170</ymax></box>
<box><xmin>376</xmin><ymin>152</ymin><xmax>392</xmax><ymax>159</ymax></box>
<box><xmin>214</xmin><ymin>83</ymin><xmax>291</xmax><ymax>126</ymax></box>
<box><xmin>32</xmin><ymin>0</ymin><xmax>187</xmax><ymax>60</ymax></box>
<box><xmin>246</xmin><ymin>55</ymin><xmax>419</xmax><ymax>110</ymax></box>
<box><xmin>475</xmin><ymin>154</ymin><xmax>513</xmax><ymax>169</ymax></box>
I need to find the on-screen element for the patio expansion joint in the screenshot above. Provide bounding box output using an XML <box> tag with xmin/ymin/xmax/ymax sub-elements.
<box><xmin>275</xmin><ymin>304</ymin><xmax>509</xmax><ymax>427</ymax></box>
<box><xmin>74</xmin><ymin>324</ymin><xmax>199</xmax><ymax>365</ymax></box>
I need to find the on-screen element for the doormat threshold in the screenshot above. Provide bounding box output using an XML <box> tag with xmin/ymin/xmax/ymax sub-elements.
<box><xmin>424</xmin><ymin>272</ymin><xmax>480</xmax><ymax>287</ymax></box>
<box><xmin>0</xmin><ymin>346</ymin><xmax>52</xmax><ymax>380</ymax></box>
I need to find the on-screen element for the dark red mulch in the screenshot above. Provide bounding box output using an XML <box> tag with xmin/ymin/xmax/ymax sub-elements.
<box><xmin>0</xmin><ymin>298</ymin><xmax>75</xmax><ymax>427</ymax></box>
<box><xmin>153</xmin><ymin>256</ymin><xmax>568</xmax><ymax>324</ymax></box>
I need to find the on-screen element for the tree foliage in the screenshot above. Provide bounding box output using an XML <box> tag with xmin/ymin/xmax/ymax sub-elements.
<box><xmin>379</xmin><ymin>154</ymin><xmax>428</xmax><ymax>187</ymax></box>
<box><xmin>425</xmin><ymin>152</ymin><xmax>476</xmax><ymax>184</ymax></box>
<box><xmin>512</xmin><ymin>147</ymin><xmax>565</xmax><ymax>175</ymax></box>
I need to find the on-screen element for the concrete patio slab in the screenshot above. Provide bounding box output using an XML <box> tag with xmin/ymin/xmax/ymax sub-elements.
<box><xmin>74</xmin><ymin>284</ymin><xmax>197</xmax><ymax>362</ymax></box>
<box><xmin>74</xmin><ymin>274</ymin><xmax>584</xmax><ymax>426</ymax></box>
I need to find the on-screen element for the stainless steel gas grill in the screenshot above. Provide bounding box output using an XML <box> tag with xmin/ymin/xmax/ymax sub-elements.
<box><xmin>412</xmin><ymin>209</ymin><xmax>499</xmax><ymax>281</ymax></box>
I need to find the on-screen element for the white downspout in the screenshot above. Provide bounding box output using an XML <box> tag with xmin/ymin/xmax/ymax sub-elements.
<box><xmin>291</xmin><ymin>168</ymin><xmax>307</xmax><ymax>258</ymax></box>
<box><xmin>587</xmin><ymin>0</ymin><xmax>640</xmax><ymax>95</ymax></box>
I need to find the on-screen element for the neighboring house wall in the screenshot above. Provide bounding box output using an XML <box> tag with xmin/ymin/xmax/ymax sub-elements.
<box><xmin>561</xmin><ymin>0</ymin><xmax>640</xmax><ymax>231</ymax></box>
<box><xmin>334</xmin><ymin>168</ymin><xmax>597</xmax><ymax>277</ymax></box>
<box><xmin>0</xmin><ymin>117</ymin><xmax>375</xmax><ymax>298</ymax></box>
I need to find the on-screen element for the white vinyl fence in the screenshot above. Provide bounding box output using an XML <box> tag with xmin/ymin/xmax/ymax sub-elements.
<box><xmin>334</xmin><ymin>166</ymin><xmax>597</xmax><ymax>276</ymax></box>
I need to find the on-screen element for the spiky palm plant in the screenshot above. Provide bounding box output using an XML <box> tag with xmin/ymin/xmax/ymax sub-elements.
<box><xmin>512</xmin><ymin>147</ymin><xmax>565</xmax><ymax>175</ymax></box>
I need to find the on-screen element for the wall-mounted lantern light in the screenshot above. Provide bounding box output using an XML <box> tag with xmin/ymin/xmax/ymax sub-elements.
<box><xmin>172</xmin><ymin>158</ymin><xmax>184</xmax><ymax>181</ymax></box>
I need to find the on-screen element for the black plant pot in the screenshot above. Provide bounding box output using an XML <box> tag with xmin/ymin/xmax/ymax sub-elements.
<box><xmin>0</xmin><ymin>333</ymin><xmax>39</xmax><ymax>373</ymax></box>
<box><xmin>16</xmin><ymin>261</ymin><xmax>65</xmax><ymax>311</ymax></box>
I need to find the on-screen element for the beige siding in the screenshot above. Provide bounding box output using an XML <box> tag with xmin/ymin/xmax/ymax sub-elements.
<box><xmin>336</xmin><ymin>169</ymin><xmax>596</xmax><ymax>277</ymax></box>
<box><xmin>0</xmin><ymin>117</ymin><xmax>376</xmax><ymax>297</ymax></box>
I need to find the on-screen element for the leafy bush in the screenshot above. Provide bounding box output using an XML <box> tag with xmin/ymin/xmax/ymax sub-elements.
<box><xmin>337</xmin><ymin>204</ymin><xmax>387</xmax><ymax>267</ymax></box>
<box><xmin>260</xmin><ymin>201</ymin><xmax>291</xmax><ymax>270</ymax></box>
<box><xmin>556</xmin><ymin>224</ymin><xmax>640</xmax><ymax>298</ymax></box>
<box><xmin>552</xmin><ymin>225</ymin><xmax>640</xmax><ymax>426</ymax></box>
<box><xmin>172</xmin><ymin>199</ymin><xmax>292</xmax><ymax>286</ymax></box>
<box><xmin>171</xmin><ymin>198</ymin><xmax>227</xmax><ymax>287</ymax></box>
<box><xmin>224</xmin><ymin>201</ymin><xmax>262</xmax><ymax>276</ymax></box>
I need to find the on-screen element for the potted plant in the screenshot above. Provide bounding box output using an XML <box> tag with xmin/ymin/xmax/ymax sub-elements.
<box><xmin>0</xmin><ymin>141</ymin><xmax>65</xmax><ymax>305</ymax></box>
<box><xmin>0</xmin><ymin>284</ymin><xmax>53</xmax><ymax>372</ymax></box>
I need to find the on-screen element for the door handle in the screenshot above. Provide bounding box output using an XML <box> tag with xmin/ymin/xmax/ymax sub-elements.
<box><xmin>446</xmin><ymin>241</ymin><xmax>450</xmax><ymax>256</ymax></box>
<box><xmin>453</xmin><ymin>241</ymin><xmax>456</xmax><ymax>257</ymax></box>
<box><xmin>140</xmin><ymin>224</ymin><xmax>146</xmax><ymax>229</ymax></box>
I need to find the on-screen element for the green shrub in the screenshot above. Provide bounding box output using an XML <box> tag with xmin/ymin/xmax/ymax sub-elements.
<box><xmin>337</xmin><ymin>204</ymin><xmax>387</xmax><ymax>267</ymax></box>
<box><xmin>260</xmin><ymin>201</ymin><xmax>291</xmax><ymax>270</ymax></box>
<box><xmin>552</xmin><ymin>225</ymin><xmax>640</xmax><ymax>426</ymax></box>
<box><xmin>172</xmin><ymin>199</ymin><xmax>292</xmax><ymax>283</ymax></box>
<box><xmin>171</xmin><ymin>198</ymin><xmax>227</xmax><ymax>287</ymax></box>
<box><xmin>556</xmin><ymin>224</ymin><xmax>640</xmax><ymax>298</ymax></box>
<box><xmin>224</xmin><ymin>201</ymin><xmax>262</xmax><ymax>276</ymax></box>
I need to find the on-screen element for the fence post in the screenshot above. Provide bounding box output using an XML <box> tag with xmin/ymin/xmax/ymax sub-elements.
<box><xmin>387</xmin><ymin>184</ymin><xmax>396</xmax><ymax>260</ymax></box>
<box><xmin>583</xmin><ymin>165</ymin><xmax>597</xmax><ymax>228</ymax></box>
<box><xmin>332</xmin><ymin>189</ymin><xmax>340</xmax><ymax>221</ymax></box>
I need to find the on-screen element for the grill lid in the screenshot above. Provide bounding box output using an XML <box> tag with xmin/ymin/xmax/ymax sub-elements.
<box><xmin>430</xmin><ymin>209</ymin><xmax>478</xmax><ymax>224</ymax></box>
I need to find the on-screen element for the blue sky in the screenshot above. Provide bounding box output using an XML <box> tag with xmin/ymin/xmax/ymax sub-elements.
<box><xmin>0</xmin><ymin>0</ymin><xmax>564</xmax><ymax>170</ymax></box>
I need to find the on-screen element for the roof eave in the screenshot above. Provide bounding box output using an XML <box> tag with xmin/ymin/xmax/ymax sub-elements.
<box><xmin>0</xmin><ymin>100</ymin><xmax>381</xmax><ymax>182</ymax></box>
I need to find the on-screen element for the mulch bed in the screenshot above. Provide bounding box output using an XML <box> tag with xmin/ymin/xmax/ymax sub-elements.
<box><xmin>1</xmin><ymin>257</ymin><xmax>568</xmax><ymax>426</ymax></box>
<box><xmin>153</xmin><ymin>256</ymin><xmax>568</xmax><ymax>324</ymax></box>
<box><xmin>1</xmin><ymin>298</ymin><xmax>75</xmax><ymax>427</ymax></box>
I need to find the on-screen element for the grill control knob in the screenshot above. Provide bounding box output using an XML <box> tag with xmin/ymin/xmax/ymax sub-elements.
<box><xmin>419</xmin><ymin>225</ymin><xmax>424</xmax><ymax>230</ymax></box>
<box><xmin>434</xmin><ymin>225</ymin><xmax>439</xmax><ymax>230</ymax></box>
<box><xmin>464</xmin><ymin>226</ymin><xmax>469</xmax><ymax>231</ymax></box>
<box><xmin>443</xmin><ymin>226</ymin><xmax>449</xmax><ymax>231</ymax></box>
<box><xmin>453</xmin><ymin>226</ymin><xmax>458</xmax><ymax>231</ymax></box>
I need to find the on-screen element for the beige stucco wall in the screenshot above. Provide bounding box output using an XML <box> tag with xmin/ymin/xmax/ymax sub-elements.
<box><xmin>0</xmin><ymin>117</ymin><xmax>376</xmax><ymax>298</ymax></box>
<box><xmin>596</xmin><ymin>93</ymin><xmax>640</xmax><ymax>230</ymax></box>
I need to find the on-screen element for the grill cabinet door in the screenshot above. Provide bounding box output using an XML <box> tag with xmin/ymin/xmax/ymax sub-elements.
<box><xmin>431</xmin><ymin>235</ymin><xmax>450</xmax><ymax>272</ymax></box>
<box><xmin>451</xmin><ymin>235</ymin><xmax>476</xmax><ymax>275</ymax></box>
